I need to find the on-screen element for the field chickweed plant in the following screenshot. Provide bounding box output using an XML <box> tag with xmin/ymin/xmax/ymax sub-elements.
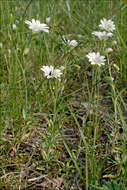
<box><xmin>0</xmin><ymin>0</ymin><xmax>127</xmax><ymax>189</ymax></box>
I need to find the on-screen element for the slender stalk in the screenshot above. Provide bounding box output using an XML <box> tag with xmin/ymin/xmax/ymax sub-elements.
<box><xmin>86</xmin><ymin>152</ymin><xmax>89</xmax><ymax>190</ymax></box>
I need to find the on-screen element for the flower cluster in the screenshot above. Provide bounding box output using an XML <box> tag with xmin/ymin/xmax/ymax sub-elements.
<box><xmin>24</xmin><ymin>17</ymin><xmax>116</xmax><ymax>71</ymax></box>
<box><xmin>41</xmin><ymin>66</ymin><xmax>63</xmax><ymax>79</ymax></box>
<box><xmin>25</xmin><ymin>19</ymin><xmax>49</xmax><ymax>33</ymax></box>
<box><xmin>86</xmin><ymin>18</ymin><xmax>116</xmax><ymax>66</ymax></box>
<box><xmin>92</xmin><ymin>18</ymin><xmax>115</xmax><ymax>40</ymax></box>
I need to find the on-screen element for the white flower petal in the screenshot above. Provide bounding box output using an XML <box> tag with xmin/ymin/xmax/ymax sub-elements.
<box><xmin>25</xmin><ymin>20</ymin><xmax>31</xmax><ymax>25</ymax></box>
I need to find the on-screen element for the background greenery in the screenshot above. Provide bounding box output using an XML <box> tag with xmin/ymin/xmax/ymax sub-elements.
<box><xmin>0</xmin><ymin>0</ymin><xmax>127</xmax><ymax>189</ymax></box>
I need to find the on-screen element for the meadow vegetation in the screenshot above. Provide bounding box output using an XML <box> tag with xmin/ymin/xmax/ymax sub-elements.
<box><xmin>0</xmin><ymin>0</ymin><xmax>127</xmax><ymax>189</ymax></box>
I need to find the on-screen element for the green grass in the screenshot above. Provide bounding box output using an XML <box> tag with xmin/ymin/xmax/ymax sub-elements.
<box><xmin>0</xmin><ymin>0</ymin><xmax>127</xmax><ymax>189</ymax></box>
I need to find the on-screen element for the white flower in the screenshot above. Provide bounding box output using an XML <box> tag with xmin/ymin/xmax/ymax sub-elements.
<box><xmin>60</xmin><ymin>66</ymin><xmax>65</xmax><ymax>70</ymax></box>
<box><xmin>53</xmin><ymin>69</ymin><xmax>62</xmax><ymax>78</ymax></box>
<box><xmin>63</xmin><ymin>39</ymin><xmax>78</xmax><ymax>47</ymax></box>
<box><xmin>25</xmin><ymin>19</ymin><xmax>49</xmax><ymax>33</ymax></box>
<box><xmin>112</xmin><ymin>40</ymin><xmax>117</xmax><ymax>45</ymax></box>
<box><xmin>62</xmin><ymin>36</ymin><xmax>78</xmax><ymax>47</ymax></box>
<box><xmin>99</xmin><ymin>18</ymin><xmax>115</xmax><ymax>32</ymax></box>
<box><xmin>105</xmin><ymin>48</ymin><xmax>113</xmax><ymax>53</ymax></box>
<box><xmin>41</xmin><ymin>66</ymin><xmax>62</xmax><ymax>79</ymax></box>
<box><xmin>67</xmin><ymin>40</ymin><xmax>78</xmax><ymax>47</ymax></box>
<box><xmin>92</xmin><ymin>31</ymin><xmax>113</xmax><ymax>40</ymax></box>
<box><xmin>46</xmin><ymin>17</ymin><xmax>51</xmax><ymax>23</ymax></box>
<box><xmin>86</xmin><ymin>52</ymin><xmax>106</xmax><ymax>66</ymax></box>
<box><xmin>41</xmin><ymin>66</ymin><xmax>54</xmax><ymax>79</ymax></box>
<box><xmin>12</xmin><ymin>24</ymin><xmax>17</xmax><ymax>30</ymax></box>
